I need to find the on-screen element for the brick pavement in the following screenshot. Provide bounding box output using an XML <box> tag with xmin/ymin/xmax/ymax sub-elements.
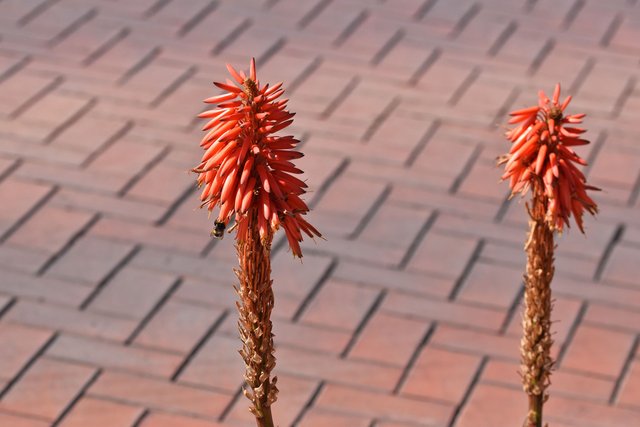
<box><xmin>0</xmin><ymin>0</ymin><xmax>639</xmax><ymax>426</ymax></box>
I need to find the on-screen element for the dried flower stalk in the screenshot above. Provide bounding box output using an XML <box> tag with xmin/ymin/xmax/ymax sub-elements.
<box><xmin>236</xmin><ymin>208</ymin><xmax>277</xmax><ymax>426</ymax></box>
<box><xmin>499</xmin><ymin>84</ymin><xmax>598</xmax><ymax>427</ymax></box>
<box><xmin>521</xmin><ymin>182</ymin><xmax>554</xmax><ymax>427</ymax></box>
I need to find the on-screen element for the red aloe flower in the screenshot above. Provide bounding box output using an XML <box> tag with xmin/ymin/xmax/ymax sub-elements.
<box><xmin>500</xmin><ymin>83</ymin><xmax>599</xmax><ymax>232</ymax></box>
<box><xmin>193</xmin><ymin>58</ymin><xmax>321</xmax><ymax>256</ymax></box>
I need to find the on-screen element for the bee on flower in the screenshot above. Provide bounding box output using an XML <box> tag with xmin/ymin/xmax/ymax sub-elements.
<box><xmin>193</xmin><ymin>58</ymin><xmax>321</xmax><ymax>257</ymax></box>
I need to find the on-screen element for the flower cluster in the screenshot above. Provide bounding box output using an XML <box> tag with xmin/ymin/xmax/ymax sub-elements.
<box><xmin>500</xmin><ymin>84</ymin><xmax>598</xmax><ymax>232</ymax></box>
<box><xmin>193</xmin><ymin>59</ymin><xmax>321</xmax><ymax>256</ymax></box>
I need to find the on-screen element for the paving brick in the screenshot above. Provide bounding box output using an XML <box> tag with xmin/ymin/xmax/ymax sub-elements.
<box><xmin>315</xmin><ymin>383</ymin><xmax>453</xmax><ymax>425</ymax></box>
<box><xmin>51</xmin><ymin>111</ymin><xmax>129</xmax><ymax>153</ymax></box>
<box><xmin>561</xmin><ymin>324</ymin><xmax>636</xmax><ymax>378</ymax></box>
<box><xmin>278</xmin><ymin>345</ymin><xmax>402</xmax><ymax>391</ymax></box>
<box><xmin>0</xmin><ymin>412</ymin><xmax>50</xmax><ymax>427</ymax></box>
<box><xmin>0</xmin><ymin>358</ymin><xmax>96</xmax><ymax>420</ymax></box>
<box><xmin>406</xmin><ymin>231</ymin><xmax>479</xmax><ymax>279</ymax></box>
<box><xmin>133</xmin><ymin>299</ymin><xmax>223</xmax><ymax>354</ymax></box>
<box><xmin>299</xmin><ymin>408</ymin><xmax>372</xmax><ymax>427</ymax></box>
<box><xmin>0</xmin><ymin>178</ymin><xmax>52</xmax><ymax>238</ymax></box>
<box><xmin>401</xmin><ymin>347</ymin><xmax>481</xmax><ymax>404</ymax></box>
<box><xmin>90</xmin><ymin>371</ymin><xmax>231</xmax><ymax>418</ymax></box>
<box><xmin>5</xmin><ymin>300</ymin><xmax>136</xmax><ymax>341</ymax></box>
<box><xmin>334</xmin><ymin>260</ymin><xmax>454</xmax><ymax>297</ymax></box>
<box><xmin>455</xmin><ymin>383</ymin><xmax>525</xmax><ymax>427</ymax></box>
<box><xmin>0</xmin><ymin>270</ymin><xmax>91</xmax><ymax>305</ymax></box>
<box><xmin>602</xmin><ymin>244</ymin><xmax>640</xmax><ymax>288</ymax></box>
<box><xmin>58</xmin><ymin>396</ymin><xmax>143</xmax><ymax>427</ymax></box>
<box><xmin>389</xmin><ymin>288</ymin><xmax>507</xmax><ymax>330</ymax></box>
<box><xmin>87</xmin><ymin>266</ymin><xmax>177</xmax><ymax>320</ymax></box>
<box><xmin>48</xmin><ymin>334</ymin><xmax>182</xmax><ymax>377</ymax></box>
<box><xmin>125</xmin><ymin>156</ymin><xmax>193</xmax><ymax>205</ymax></box>
<box><xmin>177</xmin><ymin>333</ymin><xmax>243</xmax><ymax>392</ymax></box>
<box><xmin>46</xmin><ymin>235</ymin><xmax>135</xmax><ymax>285</ymax></box>
<box><xmin>0</xmin><ymin>244</ymin><xmax>50</xmax><ymax>273</ymax></box>
<box><xmin>0</xmin><ymin>72</ymin><xmax>58</xmax><ymax>116</ymax></box>
<box><xmin>431</xmin><ymin>324</ymin><xmax>519</xmax><ymax>360</ymax></box>
<box><xmin>456</xmin><ymin>261</ymin><xmax>523</xmax><ymax>309</ymax></box>
<box><xmin>138</xmin><ymin>412</ymin><xmax>226</xmax><ymax>427</ymax></box>
<box><xmin>52</xmin><ymin>187</ymin><xmax>166</xmax><ymax>222</ymax></box>
<box><xmin>0</xmin><ymin>323</ymin><xmax>53</xmax><ymax>382</ymax></box>
<box><xmin>347</xmin><ymin>311</ymin><xmax>430</xmax><ymax>366</ymax></box>
<box><xmin>299</xmin><ymin>279</ymin><xmax>381</xmax><ymax>332</ymax></box>
<box><xmin>18</xmin><ymin>90</ymin><xmax>91</xmax><ymax>127</ymax></box>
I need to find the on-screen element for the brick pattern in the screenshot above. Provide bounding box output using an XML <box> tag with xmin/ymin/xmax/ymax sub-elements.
<box><xmin>0</xmin><ymin>1</ymin><xmax>639</xmax><ymax>426</ymax></box>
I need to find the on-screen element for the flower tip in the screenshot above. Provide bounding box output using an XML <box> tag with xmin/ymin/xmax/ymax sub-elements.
<box><xmin>552</xmin><ymin>83</ymin><xmax>561</xmax><ymax>104</ymax></box>
<box><xmin>250</xmin><ymin>57</ymin><xmax>257</xmax><ymax>81</ymax></box>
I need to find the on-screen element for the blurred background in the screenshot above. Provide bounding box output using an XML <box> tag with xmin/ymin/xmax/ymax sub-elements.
<box><xmin>0</xmin><ymin>0</ymin><xmax>639</xmax><ymax>426</ymax></box>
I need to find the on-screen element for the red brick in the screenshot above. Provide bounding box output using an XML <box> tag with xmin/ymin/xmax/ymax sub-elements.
<box><xmin>584</xmin><ymin>303</ymin><xmax>640</xmax><ymax>333</ymax></box>
<box><xmin>382</xmin><ymin>291</ymin><xmax>505</xmax><ymax>331</ymax></box>
<box><xmin>455</xmin><ymin>383</ymin><xmax>525</xmax><ymax>427</ymax></box>
<box><xmin>271</xmin><ymin>318</ymin><xmax>352</xmax><ymax>354</ymax></box>
<box><xmin>0</xmin><ymin>270</ymin><xmax>91</xmax><ymax>305</ymax></box>
<box><xmin>177</xmin><ymin>333</ymin><xmax>243</xmax><ymax>392</ymax></box>
<box><xmin>0</xmin><ymin>412</ymin><xmax>49</xmax><ymax>427</ymax></box>
<box><xmin>7</xmin><ymin>205</ymin><xmax>94</xmax><ymax>253</ymax></box>
<box><xmin>5</xmin><ymin>300</ymin><xmax>136</xmax><ymax>341</ymax></box>
<box><xmin>51</xmin><ymin>111</ymin><xmax>128</xmax><ymax>153</ymax></box>
<box><xmin>15</xmin><ymin>162</ymin><xmax>128</xmax><ymax>193</ymax></box>
<box><xmin>125</xmin><ymin>157</ymin><xmax>193</xmax><ymax>205</ymax></box>
<box><xmin>619</xmin><ymin>358</ymin><xmax>640</xmax><ymax>407</ymax></box>
<box><xmin>300</xmin><ymin>408</ymin><xmax>371</xmax><ymax>427</ymax></box>
<box><xmin>401</xmin><ymin>347</ymin><xmax>481</xmax><ymax>403</ymax></box>
<box><xmin>456</xmin><ymin>261</ymin><xmax>523</xmax><ymax>309</ymax></box>
<box><xmin>120</xmin><ymin>60</ymin><xmax>190</xmax><ymax>105</ymax></box>
<box><xmin>0</xmin><ymin>244</ymin><xmax>50</xmax><ymax>274</ymax></box>
<box><xmin>315</xmin><ymin>383</ymin><xmax>453</xmax><ymax>424</ymax></box>
<box><xmin>0</xmin><ymin>358</ymin><xmax>96</xmax><ymax>420</ymax></box>
<box><xmin>406</xmin><ymin>231</ymin><xmax>479</xmax><ymax>278</ymax></box>
<box><xmin>133</xmin><ymin>300</ymin><xmax>223</xmax><ymax>354</ymax></box>
<box><xmin>86</xmin><ymin>137</ymin><xmax>164</xmax><ymax>178</ymax></box>
<box><xmin>602</xmin><ymin>244</ymin><xmax>640</xmax><ymax>288</ymax></box>
<box><xmin>547</xmin><ymin>393</ymin><xmax>640</xmax><ymax>426</ymax></box>
<box><xmin>300</xmin><ymin>279</ymin><xmax>381</xmax><ymax>331</ymax></box>
<box><xmin>311</xmin><ymin>174</ymin><xmax>387</xmax><ymax>237</ymax></box>
<box><xmin>90</xmin><ymin>217</ymin><xmax>208</xmax><ymax>253</ymax></box>
<box><xmin>52</xmin><ymin>187</ymin><xmax>166</xmax><ymax>222</ymax></box>
<box><xmin>46</xmin><ymin>236</ymin><xmax>135</xmax><ymax>285</ymax></box>
<box><xmin>359</xmin><ymin>203</ymin><xmax>432</xmax><ymax>250</ymax></box>
<box><xmin>270</xmin><ymin>251</ymin><xmax>334</xmax><ymax>299</ymax></box>
<box><xmin>89</xmin><ymin>371</ymin><xmax>231</xmax><ymax>418</ymax></box>
<box><xmin>277</xmin><ymin>345</ymin><xmax>401</xmax><ymax>390</ymax></box>
<box><xmin>431</xmin><ymin>324</ymin><xmax>519</xmax><ymax>360</ymax></box>
<box><xmin>561</xmin><ymin>324</ymin><xmax>636</xmax><ymax>378</ymax></box>
<box><xmin>138</xmin><ymin>412</ymin><xmax>226</xmax><ymax>427</ymax></box>
<box><xmin>18</xmin><ymin>90</ymin><xmax>91</xmax><ymax>127</ymax></box>
<box><xmin>87</xmin><ymin>266</ymin><xmax>177</xmax><ymax>320</ymax></box>
<box><xmin>334</xmin><ymin>260</ymin><xmax>454</xmax><ymax>297</ymax></box>
<box><xmin>0</xmin><ymin>72</ymin><xmax>57</xmax><ymax>116</ymax></box>
<box><xmin>47</xmin><ymin>334</ymin><xmax>182</xmax><ymax>377</ymax></box>
<box><xmin>0</xmin><ymin>178</ymin><xmax>52</xmax><ymax>237</ymax></box>
<box><xmin>58</xmin><ymin>396</ymin><xmax>143</xmax><ymax>427</ymax></box>
<box><xmin>0</xmin><ymin>323</ymin><xmax>52</xmax><ymax>382</ymax></box>
<box><xmin>348</xmin><ymin>311</ymin><xmax>430</xmax><ymax>366</ymax></box>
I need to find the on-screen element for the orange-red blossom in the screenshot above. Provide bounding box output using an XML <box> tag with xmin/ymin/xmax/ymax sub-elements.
<box><xmin>500</xmin><ymin>83</ymin><xmax>598</xmax><ymax>232</ymax></box>
<box><xmin>193</xmin><ymin>59</ymin><xmax>321</xmax><ymax>257</ymax></box>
